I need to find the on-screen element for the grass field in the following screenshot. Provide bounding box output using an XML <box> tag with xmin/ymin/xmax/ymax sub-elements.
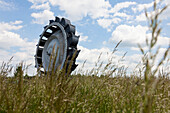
<box><xmin>0</xmin><ymin>70</ymin><xmax>169</xmax><ymax>113</ymax></box>
<box><xmin>0</xmin><ymin>0</ymin><xmax>170</xmax><ymax>113</ymax></box>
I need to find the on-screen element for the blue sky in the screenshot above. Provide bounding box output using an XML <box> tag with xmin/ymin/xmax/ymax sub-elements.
<box><xmin>0</xmin><ymin>0</ymin><xmax>169</xmax><ymax>75</ymax></box>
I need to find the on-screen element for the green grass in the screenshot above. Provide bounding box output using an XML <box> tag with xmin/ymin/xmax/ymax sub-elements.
<box><xmin>0</xmin><ymin>68</ymin><xmax>169</xmax><ymax>113</ymax></box>
<box><xmin>0</xmin><ymin>0</ymin><xmax>169</xmax><ymax>113</ymax></box>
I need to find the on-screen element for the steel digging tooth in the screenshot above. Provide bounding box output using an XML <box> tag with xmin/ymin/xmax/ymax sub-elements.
<box><xmin>39</xmin><ymin>39</ymin><xmax>46</xmax><ymax>47</ymax></box>
<box><xmin>44</xmin><ymin>25</ymin><xmax>48</xmax><ymax>29</ymax></box>
<box><xmin>77</xmin><ymin>50</ymin><xmax>81</xmax><ymax>57</ymax></box>
<box><xmin>55</xmin><ymin>16</ymin><xmax>60</xmax><ymax>22</ymax></box>
<box><xmin>67</xmin><ymin>49</ymin><xmax>80</xmax><ymax>60</ymax></box>
<box><xmin>69</xmin><ymin>34</ymin><xmax>79</xmax><ymax>47</ymax></box>
<box><xmin>49</xmin><ymin>20</ymin><xmax>54</xmax><ymax>24</ymax></box>
<box><xmin>49</xmin><ymin>26</ymin><xmax>58</xmax><ymax>32</ymax></box>
<box><xmin>43</xmin><ymin>32</ymin><xmax>51</xmax><ymax>37</ymax></box>
<box><xmin>61</xmin><ymin>18</ymin><xmax>71</xmax><ymax>27</ymax></box>
<box><xmin>71</xmin><ymin>64</ymin><xmax>78</xmax><ymax>71</ymax></box>
<box><xmin>65</xmin><ymin>24</ymin><xmax>76</xmax><ymax>34</ymax></box>
<box><xmin>36</xmin><ymin>56</ymin><xmax>42</xmax><ymax>59</ymax></box>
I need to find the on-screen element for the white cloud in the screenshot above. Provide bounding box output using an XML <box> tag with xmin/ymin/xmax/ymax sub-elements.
<box><xmin>0</xmin><ymin>21</ymin><xmax>36</xmax><ymax>52</ymax></box>
<box><xmin>96</xmin><ymin>2</ymin><xmax>137</xmax><ymax>31</ymax></box>
<box><xmin>28</xmin><ymin>0</ymin><xmax>48</xmax><ymax>4</ymax></box>
<box><xmin>0</xmin><ymin>21</ymin><xmax>28</xmax><ymax>50</ymax></box>
<box><xmin>74</xmin><ymin>43</ymin><xmax>169</xmax><ymax>75</ymax></box>
<box><xmin>97</xmin><ymin>18</ymin><xmax>113</xmax><ymax>30</ymax></box>
<box><xmin>156</xmin><ymin>36</ymin><xmax>170</xmax><ymax>47</ymax></box>
<box><xmin>97</xmin><ymin>18</ymin><xmax>121</xmax><ymax>31</ymax></box>
<box><xmin>30</xmin><ymin>2</ymin><xmax>50</xmax><ymax>10</ymax></box>
<box><xmin>0</xmin><ymin>31</ymin><xmax>28</xmax><ymax>49</ymax></box>
<box><xmin>124</xmin><ymin>54</ymin><xmax>143</xmax><ymax>66</ymax></box>
<box><xmin>76</xmin><ymin>32</ymin><xmax>90</xmax><ymax>42</ymax></box>
<box><xmin>0</xmin><ymin>21</ymin><xmax>23</xmax><ymax>31</ymax></box>
<box><xmin>109</xmin><ymin>24</ymin><xmax>169</xmax><ymax>47</ymax></box>
<box><xmin>135</xmin><ymin>13</ymin><xmax>146</xmax><ymax>22</ymax></box>
<box><xmin>160</xmin><ymin>3</ymin><xmax>170</xmax><ymax>20</ymax></box>
<box><xmin>10</xmin><ymin>21</ymin><xmax>23</xmax><ymax>25</ymax></box>
<box><xmin>162</xmin><ymin>0</ymin><xmax>170</xmax><ymax>8</ymax></box>
<box><xmin>131</xmin><ymin>47</ymin><xmax>140</xmax><ymax>51</ymax></box>
<box><xmin>0</xmin><ymin>49</ymin><xmax>10</xmax><ymax>64</ymax></box>
<box><xmin>133</xmin><ymin>1</ymin><xmax>170</xmax><ymax>21</ymax></box>
<box><xmin>132</xmin><ymin>2</ymin><xmax>153</xmax><ymax>13</ymax></box>
<box><xmin>0</xmin><ymin>21</ymin><xmax>37</xmax><ymax>75</ymax></box>
<box><xmin>76</xmin><ymin>45</ymin><xmax>122</xmax><ymax>72</ymax></box>
<box><xmin>75</xmin><ymin>45</ymin><xmax>148</xmax><ymax>74</ymax></box>
<box><xmin>0</xmin><ymin>0</ymin><xmax>15</xmax><ymax>10</ymax></box>
<box><xmin>79</xmin><ymin>35</ymin><xmax>88</xmax><ymax>42</ymax></box>
<box><xmin>110</xmin><ymin>2</ymin><xmax>136</xmax><ymax>13</ymax></box>
<box><xmin>135</xmin><ymin>1</ymin><xmax>170</xmax><ymax>22</ymax></box>
<box><xmin>49</xmin><ymin>0</ymin><xmax>111</xmax><ymax>21</ymax></box>
<box><xmin>163</xmin><ymin>0</ymin><xmax>170</xmax><ymax>4</ymax></box>
<box><xmin>110</xmin><ymin>25</ymin><xmax>148</xmax><ymax>46</ymax></box>
<box><xmin>28</xmin><ymin>0</ymin><xmax>54</xmax><ymax>25</ymax></box>
<box><xmin>167</xmin><ymin>23</ymin><xmax>170</xmax><ymax>26</ymax></box>
<box><xmin>113</xmin><ymin>12</ymin><xmax>132</xmax><ymax>20</ymax></box>
<box><xmin>31</xmin><ymin>10</ymin><xmax>55</xmax><ymax>24</ymax></box>
<box><xmin>156</xmin><ymin>47</ymin><xmax>169</xmax><ymax>61</ymax></box>
<box><xmin>103</xmin><ymin>41</ymin><xmax>107</xmax><ymax>45</ymax></box>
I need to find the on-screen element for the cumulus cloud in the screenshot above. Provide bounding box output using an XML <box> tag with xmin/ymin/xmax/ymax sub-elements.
<box><xmin>76</xmin><ymin>32</ymin><xmax>91</xmax><ymax>42</ymax></box>
<box><xmin>28</xmin><ymin>0</ymin><xmax>54</xmax><ymax>24</ymax></box>
<box><xmin>0</xmin><ymin>21</ymin><xmax>37</xmax><ymax>75</ymax></box>
<box><xmin>110</xmin><ymin>1</ymin><xmax>136</xmax><ymax>13</ymax></box>
<box><xmin>31</xmin><ymin>10</ymin><xmax>55</xmax><ymax>24</ymax></box>
<box><xmin>49</xmin><ymin>0</ymin><xmax>111</xmax><ymax>21</ymax></box>
<box><xmin>132</xmin><ymin>2</ymin><xmax>153</xmax><ymax>13</ymax></box>
<box><xmin>75</xmin><ymin>45</ymin><xmax>147</xmax><ymax>74</ymax></box>
<box><xmin>97</xmin><ymin>1</ymin><xmax>167</xmax><ymax>31</ymax></box>
<box><xmin>0</xmin><ymin>21</ymin><xmax>23</xmax><ymax>31</ymax></box>
<box><xmin>0</xmin><ymin>31</ymin><xmax>27</xmax><ymax>49</ymax></box>
<box><xmin>113</xmin><ymin>12</ymin><xmax>132</xmax><ymax>20</ymax></box>
<box><xmin>0</xmin><ymin>21</ymin><xmax>27</xmax><ymax>50</ymax></box>
<box><xmin>97</xmin><ymin>18</ymin><xmax>113</xmax><ymax>30</ymax></box>
<box><xmin>27</xmin><ymin>0</ymin><xmax>143</xmax><ymax>30</ymax></box>
<box><xmin>163</xmin><ymin>0</ymin><xmax>170</xmax><ymax>5</ymax></box>
<box><xmin>28</xmin><ymin>0</ymin><xmax>48</xmax><ymax>4</ymax></box>
<box><xmin>10</xmin><ymin>21</ymin><xmax>23</xmax><ymax>25</ymax></box>
<box><xmin>76</xmin><ymin>45</ymin><xmax>121</xmax><ymax>71</ymax></box>
<box><xmin>96</xmin><ymin>2</ymin><xmax>137</xmax><ymax>31</ymax></box>
<box><xmin>79</xmin><ymin>35</ymin><xmax>88</xmax><ymax>42</ymax></box>
<box><xmin>109</xmin><ymin>24</ymin><xmax>169</xmax><ymax>47</ymax></box>
<box><xmin>77</xmin><ymin>46</ymin><xmax>111</xmax><ymax>64</ymax></box>
<box><xmin>30</xmin><ymin>2</ymin><xmax>50</xmax><ymax>10</ymax></box>
<box><xmin>134</xmin><ymin>1</ymin><xmax>170</xmax><ymax>22</ymax></box>
<box><xmin>110</xmin><ymin>25</ymin><xmax>148</xmax><ymax>46</ymax></box>
<box><xmin>0</xmin><ymin>0</ymin><xmax>15</xmax><ymax>11</ymax></box>
<box><xmin>97</xmin><ymin>18</ymin><xmax>121</xmax><ymax>31</ymax></box>
<box><xmin>160</xmin><ymin>0</ymin><xmax>170</xmax><ymax>20</ymax></box>
<box><xmin>0</xmin><ymin>49</ymin><xmax>10</xmax><ymax>64</ymax></box>
<box><xmin>135</xmin><ymin>13</ymin><xmax>147</xmax><ymax>22</ymax></box>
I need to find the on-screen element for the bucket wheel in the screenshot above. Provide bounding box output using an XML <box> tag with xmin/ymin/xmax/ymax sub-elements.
<box><xmin>35</xmin><ymin>16</ymin><xmax>80</xmax><ymax>73</ymax></box>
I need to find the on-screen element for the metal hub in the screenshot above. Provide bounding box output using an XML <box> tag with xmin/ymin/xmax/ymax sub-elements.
<box><xmin>43</xmin><ymin>38</ymin><xmax>59</xmax><ymax>70</ymax></box>
<box><xmin>42</xmin><ymin>30</ymin><xmax>66</xmax><ymax>71</ymax></box>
